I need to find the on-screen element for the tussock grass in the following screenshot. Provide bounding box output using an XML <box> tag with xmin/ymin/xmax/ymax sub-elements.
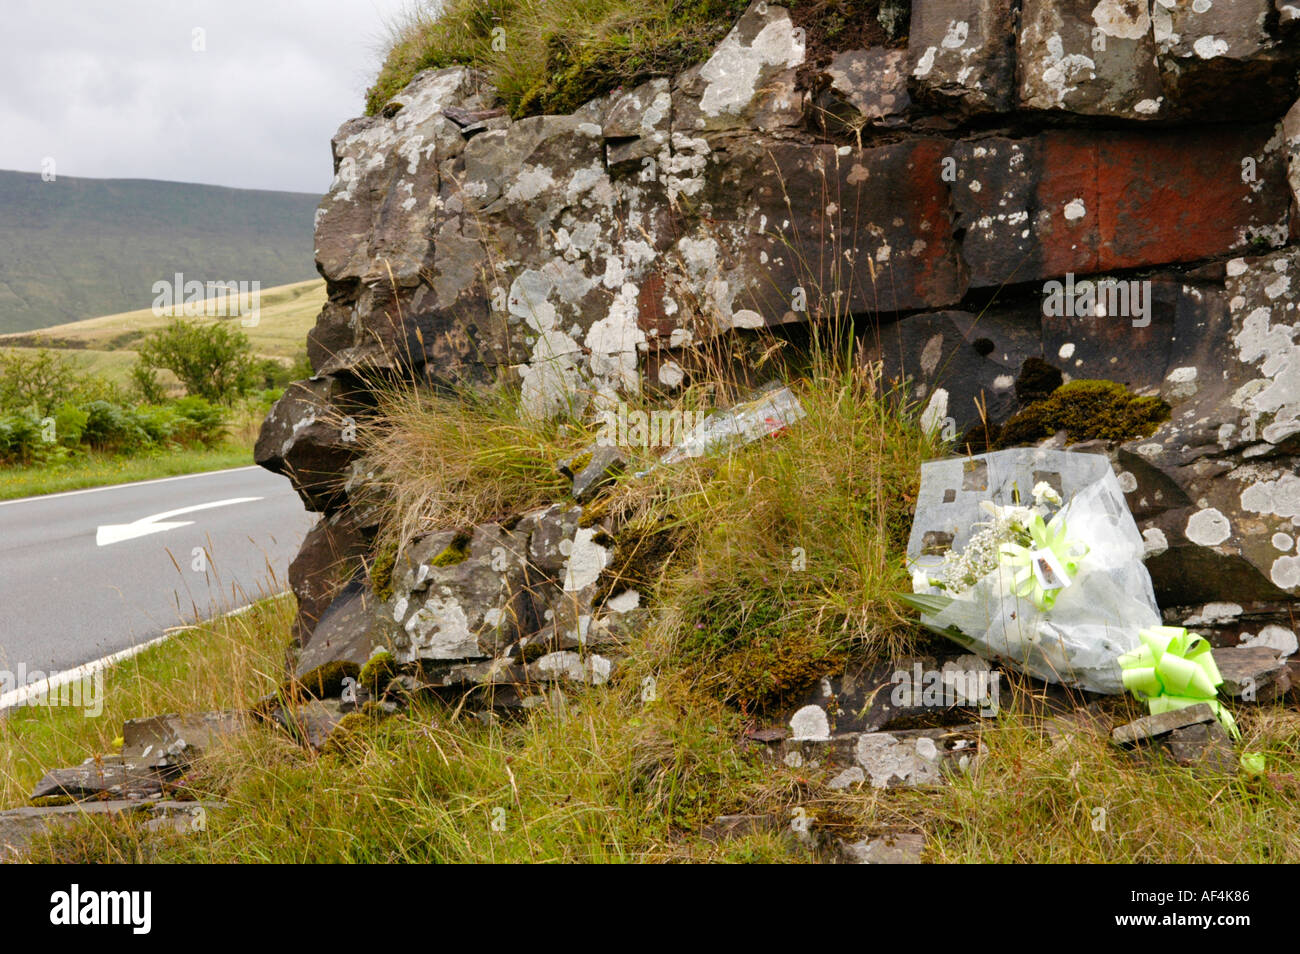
<box><xmin>358</xmin><ymin>382</ymin><xmax>598</xmax><ymax>551</ymax></box>
<box><xmin>358</xmin><ymin>315</ymin><xmax>941</xmax><ymax>708</ymax></box>
<box><xmin>158</xmin><ymin>687</ymin><xmax>766</xmax><ymax>863</ymax></box>
<box><xmin>368</xmin><ymin>0</ymin><xmax>750</xmax><ymax>117</ymax></box>
<box><xmin>911</xmin><ymin>709</ymin><xmax>1300</xmax><ymax>863</ymax></box>
<box><xmin>625</xmin><ymin>357</ymin><xmax>944</xmax><ymax>709</ymax></box>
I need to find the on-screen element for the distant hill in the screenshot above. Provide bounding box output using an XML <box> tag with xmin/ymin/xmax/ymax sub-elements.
<box><xmin>0</xmin><ymin>169</ymin><xmax>320</xmax><ymax>334</ymax></box>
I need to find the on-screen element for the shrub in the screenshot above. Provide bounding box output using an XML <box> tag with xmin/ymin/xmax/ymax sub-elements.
<box><xmin>651</xmin><ymin>360</ymin><xmax>943</xmax><ymax>709</ymax></box>
<box><xmin>81</xmin><ymin>401</ymin><xmax>148</xmax><ymax>453</ymax></box>
<box><xmin>170</xmin><ymin>396</ymin><xmax>228</xmax><ymax>447</ymax></box>
<box><xmin>254</xmin><ymin>353</ymin><xmax>310</xmax><ymax>390</ymax></box>
<box><xmin>51</xmin><ymin>403</ymin><xmax>88</xmax><ymax>447</ymax></box>
<box><xmin>136</xmin><ymin>320</ymin><xmax>256</xmax><ymax>405</ymax></box>
<box><xmin>132</xmin><ymin>405</ymin><xmax>179</xmax><ymax>445</ymax></box>
<box><xmin>130</xmin><ymin>360</ymin><xmax>167</xmax><ymax>404</ymax></box>
<box><xmin>0</xmin><ymin>409</ymin><xmax>48</xmax><ymax>464</ymax></box>
<box><xmin>0</xmin><ymin>348</ymin><xmax>77</xmax><ymax>415</ymax></box>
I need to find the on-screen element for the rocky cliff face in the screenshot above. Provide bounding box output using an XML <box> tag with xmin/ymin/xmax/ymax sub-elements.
<box><xmin>258</xmin><ymin>0</ymin><xmax>1300</xmax><ymax>685</ymax></box>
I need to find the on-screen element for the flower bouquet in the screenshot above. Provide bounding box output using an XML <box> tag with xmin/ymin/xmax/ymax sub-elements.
<box><xmin>903</xmin><ymin>449</ymin><xmax>1160</xmax><ymax>693</ymax></box>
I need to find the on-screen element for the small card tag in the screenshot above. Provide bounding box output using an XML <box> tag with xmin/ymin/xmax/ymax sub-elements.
<box><xmin>1030</xmin><ymin>548</ymin><xmax>1072</xmax><ymax>592</ymax></box>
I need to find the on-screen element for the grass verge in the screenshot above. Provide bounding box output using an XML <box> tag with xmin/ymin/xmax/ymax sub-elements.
<box><xmin>10</xmin><ymin>594</ymin><xmax>1300</xmax><ymax>863</ymax></box>
<box><xmin>0</xmin><ymin>444</ymin><xmax>254</xmax><ymax>501</ymax></box>
<box><xmin>0</xmin><ymin>596</ymin><xmax>293</xmax><ymax>808</ymax></box>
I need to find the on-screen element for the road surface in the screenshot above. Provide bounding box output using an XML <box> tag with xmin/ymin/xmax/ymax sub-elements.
<box><xmin>0</xmin><ymin>466</ymin><xmax>314</xmax><ymax>679</ymax></box>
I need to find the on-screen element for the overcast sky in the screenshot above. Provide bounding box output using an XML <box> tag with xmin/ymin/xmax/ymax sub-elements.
<box><xmin>1</xmin><ymin>0</ymin><xmax>419</xmax><ymax>195</ymax></box>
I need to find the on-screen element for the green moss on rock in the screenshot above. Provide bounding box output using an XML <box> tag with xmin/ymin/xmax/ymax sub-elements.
<box><xmin>294</xmin><ymin>660</ymin><xmax>361</xmax><ymax>701</ymax></box>
<box><xmin>369</xmin><ymin>541</ymin><xmax>398</xmax><ymax>603</ymax></box>
<box><xmin>995</xmin><ymin>379</ymin><xmax>1170</xmax><ymax>448</ymax></box>
<box><xmin>322</xmin><ymin>712</ymin><xmax>379</xmax><ymax>757</ymax></box>
<box><xmin>679</xmin><ymin>590</ymin><xmax>849</xmax><ymax>710</ymax></box>
<box><xmin>958</xmin><ymin>421</ymin><xmax>999</xmax><ymax>455</ymax></box>
<box><xmin>28</xmin><ymin>795</ymin><xmax>77</xmax><ymax>808</ymax></box>
<box><xmin>577</xmin><ymin>497</ymin><xmax>611</xmax><ymax>529</ymax></box>
<box><xmin>591</xmin><ymin>515</ymin><xmax>680</xmax><ymax>607</ymax></box>
<box><xmin>358</xmin><ymin>650</ymin><xmax>398</xmax><ymax>697</ymax></box>
<box><xmin>430</xmin><ymin>531</ymin><xmax>473</xmax><ymax>567</ymax></box>
<box><xmin>564</xmin><ymin>450</ymin><xmax>594</xmax><ymax>476</ymax></box>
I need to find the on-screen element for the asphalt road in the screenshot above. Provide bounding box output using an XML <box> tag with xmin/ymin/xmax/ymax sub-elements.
<box><xmin>0</xmin><ymin>466</ymin><xmax>314</xmax><ymax>679</ymax></box>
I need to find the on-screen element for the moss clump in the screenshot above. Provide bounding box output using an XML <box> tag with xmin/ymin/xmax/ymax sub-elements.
<box><xmin>28</xmin><ymin>795</ymin><xmax>76</xmax><ymax>808</ymax></box>
<box><xmin>577</xmin><ymin>496</ymin><xmax>612</xmax><ymax>529</ymax></box>
<box><xmin>995</xmin><ymin>379</ymin><xmax>1170</xmax><ymax>448</ymax></box>
<box><xmin>1014</xmin><ymin>357</ymin><xmax>1063</xmax><ymax>405</ymax></box>
<box><xmin>563</xmin><ymin>450</ymin><xmax>594</xmax><ymax>477</ymax></box>
<box><xmin>958</xmin><ymin>421</ymin><xmax>998</xmax><ymax>455</ymax></box>
<box><xmin>679</xmin><ymin>590</ymin><xmax>850</xmax><ymax>710</ymax></box>
<box><xmin>369</xmin><ymin>540</ymin><xmax>398</xmax><ymax>602</ymax></box>
<box><xmin>294</xmin><ymin>660</ymin><xmax>360</xmax><ymax>700</ymax></box>
<box><xmin>358</xmin><ymin>650</ymin><xmax>398</xmax><ymax>697</ymax></box>
<box><xmin>591</xmin><ymin>515</ymin><xmax>680</xmax><ymax>606</ymax></box>
<box><xmin>322</xmin><ymin>711</ymin><xmax>388</xmax><ymax>758</ymax></box>
<box><xmin>430</xmin><ymin>531</ymin><xmax>473</xmax><ymax>567</ymax></box>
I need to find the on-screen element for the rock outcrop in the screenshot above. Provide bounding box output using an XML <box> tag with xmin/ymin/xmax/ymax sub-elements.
<box><xmin>260</xmin><ymin>0</ymin><xmax>1300</xmax><ymax>680</ymax></box>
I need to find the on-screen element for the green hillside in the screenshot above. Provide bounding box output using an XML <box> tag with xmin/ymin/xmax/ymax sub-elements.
<box><xmin>0</xmin><ymin>169</ymin><xmax>320</xmax><ymax>333</ymax></box>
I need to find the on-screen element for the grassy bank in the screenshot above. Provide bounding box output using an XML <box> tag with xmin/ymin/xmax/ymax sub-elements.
<box><xmin>0</xmin><ymin>596</ymin><xmax>292</xmax><ymax>809</ymax></box>
<box><xmin>9</xmin><ymin>591</ymin><xmax>1300</xmax><ymax>864</ymax></box>
<box><xmin>7</xmin><ymin>352</ymin><xmax>1299</xmax><ymax>863</ymax></box>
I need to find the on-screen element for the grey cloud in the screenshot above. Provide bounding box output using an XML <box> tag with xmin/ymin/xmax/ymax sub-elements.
<box><xmin>0</xmin><ymin>0</ymin><xmax>417</xmax><ymax>193</ymax></box>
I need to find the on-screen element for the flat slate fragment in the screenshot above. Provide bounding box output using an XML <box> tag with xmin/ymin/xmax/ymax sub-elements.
<box><xmin>29</xmin><ymin>757</ymin><xmax>168</xmax><ymax>801</ymax></box>
<box><xmin>838</xmin><ymin>832</ymin><xmax>925</xmax><ymax>864</ymax></box>
<box><xmin>1111</xmin><ymin>702</ymin><xmax>1217</xmax><ymax>746</ymax></box>
<box><xmin>1213</xmin><ymin>646</ymin><xmax>1292</xmax><ymax>699</ymax></box>
<box><xmin>122</xmin><ymin>710</ymin><xmax>245</xmax><ymax>768</ymax></box>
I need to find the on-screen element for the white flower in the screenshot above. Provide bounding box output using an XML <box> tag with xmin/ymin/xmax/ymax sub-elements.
<box><xmin>980</xmin><ymin>500</ymin><xmax>1034</xmax><ymax>526</ymax></box>
<box><xmin>1032</xmin><ymin>482</ymin><xmax>1062</xmax><ymax>507</ymax></box>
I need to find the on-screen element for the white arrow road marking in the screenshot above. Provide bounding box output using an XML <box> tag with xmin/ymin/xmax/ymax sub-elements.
<box><xmin>95</xmin><ymin>497</ymin><xmax>264</xmax><ymax>546</ymax></box>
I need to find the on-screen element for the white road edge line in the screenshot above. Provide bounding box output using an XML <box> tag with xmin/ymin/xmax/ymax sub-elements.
<box><xmin>0</xmin><ymin>465</ymin><xmax>262</xmax><ymax>508</ymax></box>
<box><xmin>0</xmin><ymin>594</ymin><xmax>287</xmax><ymax>713</ymax></box>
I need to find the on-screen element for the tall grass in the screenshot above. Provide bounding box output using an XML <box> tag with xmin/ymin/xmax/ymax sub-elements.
<box><xmin>14</xmin><ymin>595</ymin><xmax>1300</xmax><ymax>863</ymax></box>
<box><xmin>624</xmin><ymin>356</ymin><xmax>944</xmax><ymax>709</ymax></box>
<box><xmin>357</xmin><ymin>382</ymin><xmax>596</xmax><ymax>556</ymax></box>
<box><xmin>368</xmin><ymin>0</ymin><xmax>750</xmax><ymax>116</ymax></box>
<box><xmin>0</xmin><ymin>596</ymin><xmax>292</xmax><ymax>807</ymax></box>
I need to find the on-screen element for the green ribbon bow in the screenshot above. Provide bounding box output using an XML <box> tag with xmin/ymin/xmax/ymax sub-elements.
<box><xmin>998</xmin><ymin>513</ymin><xmax>1087</xmax><ymax>611</ymax></box>
<box><xmin>1118</xmin><ymin>626</ymin><xmax>1239</xmax><ymax>740</ymax></box>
